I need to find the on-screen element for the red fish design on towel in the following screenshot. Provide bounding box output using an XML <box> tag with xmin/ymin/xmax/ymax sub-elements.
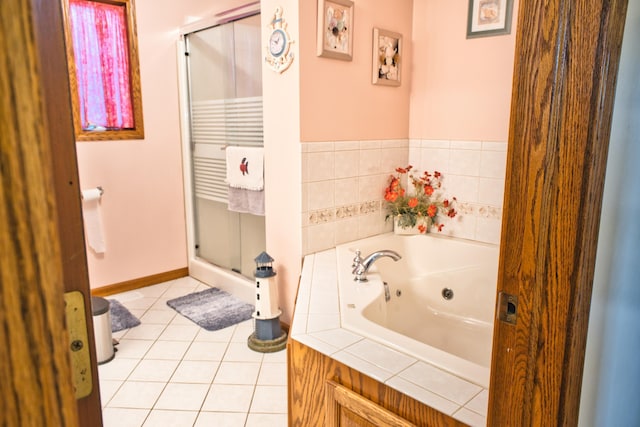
<box><xmin>240</xmin><ymin>157</ymin><xmax>249</xmax><ymax>175</ymax></box>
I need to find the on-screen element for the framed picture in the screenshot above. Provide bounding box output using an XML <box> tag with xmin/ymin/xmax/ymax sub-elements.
<box><xmin>466</xmin><ymin>0</ymin><xmax>514</xmax><ymax>39</ymax></box>
<box><xmin>372</xmin><ymin>28</ymin><xmax>402</xmax><ymax>86</ymax></box>
<box><xmin>317</xmin><ymin>0</ymin><xmax>354</xmax><ymax>61</ymax></box>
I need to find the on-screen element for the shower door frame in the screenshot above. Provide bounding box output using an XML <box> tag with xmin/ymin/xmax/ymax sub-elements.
<box><xmin>176</xmin><ymin>4</ymin><xmax>262</xmax><ymax>304</ymax></box>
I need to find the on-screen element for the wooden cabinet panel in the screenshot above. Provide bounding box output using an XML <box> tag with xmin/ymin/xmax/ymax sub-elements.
<box><xmin>288</xmin><ymin>339</ymin><xmax>466</xmax><ymax>427</ymax></box>
<box><xmin>326</xmin><ymin>380</ymin><xmax>416</xmax><ymax>427</ymax></box>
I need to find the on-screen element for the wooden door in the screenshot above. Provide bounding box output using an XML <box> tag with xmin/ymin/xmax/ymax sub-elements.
<box><xmin>1</xmin><ymin>0</ymin><xmax>102</xmax><ymax>426</ymax></box>
<box><xmin>488</xmin><ymin>0</ymin><xmax>629</xmax><ymax>425</ymax></box>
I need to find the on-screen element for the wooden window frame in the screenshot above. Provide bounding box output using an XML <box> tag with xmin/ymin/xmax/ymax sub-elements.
<box><xmin>61</xmin><ymin>0</ymin><xmax>144</xmax><ymax>141</ymax></box>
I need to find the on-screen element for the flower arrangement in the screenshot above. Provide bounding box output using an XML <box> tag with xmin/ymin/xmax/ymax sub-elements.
<box><xmin>384</xmin><ymin>165</ymin><xmax>457</xmax><ymax>233</ymax></box>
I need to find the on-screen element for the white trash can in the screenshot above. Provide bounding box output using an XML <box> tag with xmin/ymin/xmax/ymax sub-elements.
<box><xmin>91</xmin><ymin>296</ymin><xmax>114</xmax><ymax>364</ymax></box>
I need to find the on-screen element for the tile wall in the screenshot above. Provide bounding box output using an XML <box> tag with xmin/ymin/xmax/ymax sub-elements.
<box><xmin>301</xmin><ymin>140</ymin><xmax>409</xmax><ymax>254</ymax></box>
<box><xmin>409</xmin><ymin>139</ymin><xmax>507</xmax><ymax>244</ymax></box>
<box><xmin>301</xmin><ymin>138</ymin><xmax>507</xmax><ymax>254</ymax></box>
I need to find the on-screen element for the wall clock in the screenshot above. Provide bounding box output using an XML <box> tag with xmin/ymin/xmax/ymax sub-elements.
<box><xmin>265</xmin><ymin>7</ymin><xmax>294</xmax><ymax>73</ymax></box>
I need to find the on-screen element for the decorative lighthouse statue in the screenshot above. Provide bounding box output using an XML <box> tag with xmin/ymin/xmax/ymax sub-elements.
<box><xmin>248</xmin><ymin>251</ymin><xmax>287</xmax><ymax>352</ymax></box>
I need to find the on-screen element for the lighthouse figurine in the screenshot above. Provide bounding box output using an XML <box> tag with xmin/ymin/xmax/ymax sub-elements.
<box><xmin>248</xmin><ymin>251</ymin><xmax>287</xmax><ymax>352</ymax></box>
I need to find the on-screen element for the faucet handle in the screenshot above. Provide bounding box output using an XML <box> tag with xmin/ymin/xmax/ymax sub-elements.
<box><xmin>352</xmin><ymin>250</ymin><xmax>363</xmax><ymax>268</ymax></box>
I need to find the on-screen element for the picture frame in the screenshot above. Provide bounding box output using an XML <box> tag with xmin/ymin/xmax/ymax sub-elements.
<box><xmin>372</xmin><ymin>28</ymin><xmax>402</xmax><ymax>87</ymax></box>
<box><xmin>466</xmin><ymin>0</ymin><xmax>514</xmax><ymax>39</ymax></box>
<box><xmin>317</xmin><ymin>0</ymin><xmax>354</xmax><ymax>61</ymax></box>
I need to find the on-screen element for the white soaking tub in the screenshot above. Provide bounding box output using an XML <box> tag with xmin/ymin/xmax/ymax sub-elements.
<box><xmin>336</xmin><ymin>233</ymin><xmax>499</xmax><ymax>387</ymax></box>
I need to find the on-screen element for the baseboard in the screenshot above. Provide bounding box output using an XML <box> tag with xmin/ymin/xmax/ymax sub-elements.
<box><xmin>91</xmin><ymin>267</ymin><xmax>189</xmax><ymax>297</ymax></box>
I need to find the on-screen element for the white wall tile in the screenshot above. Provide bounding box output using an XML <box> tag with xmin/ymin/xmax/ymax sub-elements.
<box><xmin>334</xmin><ymin>218</ymin><xmax>360</xmax><ymax>245</ymax></box>
<box><xmin>449</xmin><ymin>149</ymin><xmax>481</xmax><ymax>176</ymax></box>
<box><xmin>420</xmin><ymin>147</ymin><xmax>450</xmax><ymax>173</ymax></box>
<box><xmin>334</xmin><ymin>140</ymin><xmax>360</xmax><ymax>151</ymax></box>
<box><xmin>451</xmin><ymin>140</ymin><xmax>482</xmax><ymax>150</ymax></box>
<box><xmin>334</xmin><ymin>150</ymin><xmax>359</xmax><ymax>178</ymax></box>
<box><xmin>306</xmin><ymin>141</ymin><xmax>334</xmax><ymax>152</ymax></box>
<box><xmin>359</xmin><ymin>149</ymin><xmax>381</xmax><ymax>175</ymax></box>
<box><xmin>478</xmin><ymin>177</ymin><xmax>505</xmax><ymax>206</ymax></box>
<box><xmin>301</xmin><ymin>184</ymin><xmax>309</xmax><ymax>217</ymax></box>
<box><xmin>380</xmin><ymin>147</ymin><xmax>409</xmax><ymax>173</ymax></box>
<box><xmin>445</xmin><ymin>214</ymin><xmax>477</xmax><ymax>240</ymax></box>
<box><xmin>358</xmin><ymin>211</ymin><xmax>387</xmax><ymax>238</ymax></box>
<box><xmin>480</xmin><ymin>150</ymin><xmax>507</xmax><ymax>178</ymax></box>
<box><xmin>307</xmin><ymin>180</ymin><xmax>334</xmax><ymax>210</ymax></box>
<box><xmin>358</xmin><ymin>174</ymin><xmax>386</xmax><ymax>202</ymax></box>
<box><xmin>475</xmin><ymin>217</ymin><xmax>502</xmax><ymax>244</ymax></box>
<box><xmin>481</xmin><ymin>140</ymin><xmax>507</xmax><ymax>151</ymax></box>
<box><xmin>380</xmin><ymin>139</ymin><xmax>408</xmax><ymax>149</ymax></box>
<box><xmin>301</xmin><ymin>152</ymin><xmax>309</xmax><ymax>183</ymax></box>
<box><xmin>421</xmin><ymin>139</ymin><xmax>450</xmax><ymax>149</ymax></box>
<box><xmin>335</xmin><ymin>177</ymin><xmax>359</xmax><ymax>206</ymax></box>
<box><xmin>307</xmin><ymin>151</ymin><xmax>335</xmax><ymax>182</ymax></box>
<box><xmin>360</xmin><ymin>140</ymin><xmax>381</xmax><ymax>150</ymax></box>
<box><xmin>409</xmin><ymin>143</ymin><xmax>422</xmax><ymax>167</ymax></box>
<box><xmin>444</xmin><ymin>175</ymin><xmax>479</xmax><ymax>203</ymax></box>
<box><xmin>307</xmin><ymin>222</ymin><xmax>336</xmax><ymax>253</ymax></box>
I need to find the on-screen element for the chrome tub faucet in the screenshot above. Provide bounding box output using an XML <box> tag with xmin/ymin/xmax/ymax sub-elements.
<box><xmin>352</xmin><ymin>250</ymin><xmax>402</xmax><ymax>282</ymax></box>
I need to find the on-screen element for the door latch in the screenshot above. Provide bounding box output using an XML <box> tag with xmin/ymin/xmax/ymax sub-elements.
<box><xmin>498</xmin><ymin>291</ymin><xmax>518</xmax><ymax>325</ymax></box>
<box><xmin>64</xmin><ymin>291</ymin><xmax>93</xmax><ymax>399</ymax></box>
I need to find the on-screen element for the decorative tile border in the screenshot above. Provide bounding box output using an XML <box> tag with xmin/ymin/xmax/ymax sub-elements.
<box><xmin>308</xmin><ymin>200</ymin><xmax>501</xmax><ymax>226</ymax></box>
<box><xmin>309</xmin><ymin>201</ymin><xmax>381</xmax><ymax>225</ymax></box>
<box><xmin>456</xmin><ymin>202</ymin><xmax>503</xmax><ymax>220</ymax></box>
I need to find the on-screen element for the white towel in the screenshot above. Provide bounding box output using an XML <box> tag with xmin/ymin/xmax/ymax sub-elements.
<box><xmin>227</xmin><ymin>187</ymin><xmax>265</xmax><ymax>216</ymax></box>
<box><xmin>225</xmin><ymin>146</ymin><xmax>264</xmax><ymax>190</ymax></box>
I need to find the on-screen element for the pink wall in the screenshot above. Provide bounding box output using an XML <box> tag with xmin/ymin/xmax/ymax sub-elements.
<box><xmin>76</xmin><ymin>0</ymin><xmax>237</xmax><ymax>288</ymax></box>
<box><xmin>261</xmin><ymin>0</ymin><xmax>302</xmax><ymax>324</ymax></box>
<box><xmin>299</xmin><ymin>0</ymin><xmax>414</xmax><ymax>142</ymax></box>
<box><xmin>410</xmin><ymin>0</ymin><xmax>519</xmax><ymax>142</ymax></box>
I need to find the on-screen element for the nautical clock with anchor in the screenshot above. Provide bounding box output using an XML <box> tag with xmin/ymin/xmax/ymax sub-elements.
<box><xmin>265</xmin><ymin>7</ymin><xmax>294</xmax><ymax>73</ymax></box>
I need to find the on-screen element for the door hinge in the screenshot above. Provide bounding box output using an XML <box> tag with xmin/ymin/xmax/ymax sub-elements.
<box><xmin>64</xmin><ymin>291</ymin><xmax>93</xmax><ymax>399</ymax></box>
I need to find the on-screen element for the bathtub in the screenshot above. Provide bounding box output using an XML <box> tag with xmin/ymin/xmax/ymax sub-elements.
<box><xmin>336</xmin><ymin>233</ymin><xmax>499</xmax><ymax>387</ymax></box>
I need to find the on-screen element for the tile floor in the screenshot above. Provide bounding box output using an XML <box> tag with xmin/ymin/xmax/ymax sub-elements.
<box><xmin>98</xmin><ymin>276</ymin><xmax>287</xmax><ymax>427</ymax></box>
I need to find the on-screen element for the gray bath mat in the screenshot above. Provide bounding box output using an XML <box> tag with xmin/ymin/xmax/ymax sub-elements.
<box><xmin>109</xmin><ymin>299</ymin><xmax>141</xmax><ymax>332</ymax></box>
<box><xmin>166</xmin><ymin>287</ymin><xmax>254</xmax><ymax>331</ymax></box>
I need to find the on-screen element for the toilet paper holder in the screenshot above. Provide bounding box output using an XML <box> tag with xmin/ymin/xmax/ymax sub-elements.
<box><xmin>81</xmin><ymin>186</ymin><xmax>104</xmax><ymax>200</ymax></box>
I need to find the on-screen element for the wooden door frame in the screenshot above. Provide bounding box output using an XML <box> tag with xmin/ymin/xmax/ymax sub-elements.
<box><xmin>0</xmin><ymin>0</ymin><xmax>629</xmax><ymax>425</ymax></box>
<box><xmin>488</xmin><ymin>0</ymin><xmax>628</xmax><ymax>425</ymax></box>
<box><xmin>1</xmin><ymin>0</ymin><xmax>102</xmax><ymax>425</ymax></box>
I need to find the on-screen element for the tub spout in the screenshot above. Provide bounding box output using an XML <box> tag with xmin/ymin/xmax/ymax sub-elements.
<box><xmin>352</xmin><ymin>250</ymin><xmax>402</xmax><ymax>282</ymax></box>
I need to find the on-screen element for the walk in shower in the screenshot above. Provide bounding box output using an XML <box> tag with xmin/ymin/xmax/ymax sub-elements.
<box><xmin>178</xmin><ymin>7</ymin><xmax>264</xmax><ymax>302</ymax></box>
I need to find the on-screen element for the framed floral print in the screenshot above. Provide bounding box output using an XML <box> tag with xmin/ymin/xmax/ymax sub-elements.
<box><xmin>466</xmin><ymin>0</ymin><xmax>514</xmax><ymax>39</ymax></box>
<box><xmin>317</xmin><ymin>0</ymin><xmax>354</xmax><ymax>61</ymax></box>
<box><xmin>372</xmin><ymin>28</ymin><xmax>402</xmax><ymax>86</ymax></box>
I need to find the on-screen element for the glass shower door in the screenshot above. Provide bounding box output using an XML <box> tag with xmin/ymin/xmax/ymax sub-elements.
<box><xmin>185</xmin><ymin>14</ymin><xmax>265</xmax><ymax>278</ymax></box>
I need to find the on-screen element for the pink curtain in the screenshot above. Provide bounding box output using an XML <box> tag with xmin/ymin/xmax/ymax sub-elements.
<box><xmin>69</xmin><ymin>0</ymin><xmax>134</xmax><ymax>130</ymax></box>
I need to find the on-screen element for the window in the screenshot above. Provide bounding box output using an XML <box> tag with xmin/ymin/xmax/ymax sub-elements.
<box><xmin>62</xmin><ymin>0</ymin><xmax>144</xmax><ymax>140</ymax></box>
